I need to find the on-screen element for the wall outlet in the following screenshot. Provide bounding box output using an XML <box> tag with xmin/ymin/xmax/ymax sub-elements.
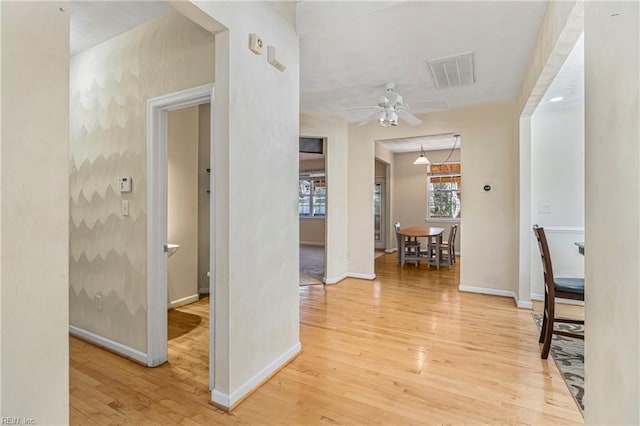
<box><xmin>95</xmin><ymin>294</ymin><xmax>102</xmax><ymax>311</ymax></box>
<box><xmin>347</xmin><ymin>252</ymin><xmax>352</xmax><ymax>261</ymax></box>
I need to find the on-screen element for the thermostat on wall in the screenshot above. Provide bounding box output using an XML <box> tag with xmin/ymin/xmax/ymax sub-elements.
<box><xmin>119</xmin><ymin>176</ymin><xmax>132</xmax><ymax>193</ymax></box>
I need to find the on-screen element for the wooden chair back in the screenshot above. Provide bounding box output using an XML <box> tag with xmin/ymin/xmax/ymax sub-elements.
<box><xmin>448</xmin><ymin>224</ymin><xmax>458</xmax><ymax>247</ymax></box>
<box><xmin>532</xmin><ymin>225</ymin><xmax>556</xmax><ymax>300</ymax></box>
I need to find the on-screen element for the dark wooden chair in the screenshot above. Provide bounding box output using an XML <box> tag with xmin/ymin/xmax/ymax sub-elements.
<box><xmin>394</xmin><ymin>222</ymin><xmax>421</xmax><ymax>267</ymax></box>
<box><xmin>532</xmin><ymin>225</ymin><xmax>584</xmax><ymax>359</ymax></box>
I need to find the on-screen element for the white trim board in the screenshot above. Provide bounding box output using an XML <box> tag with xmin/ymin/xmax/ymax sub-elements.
<box><xmin>168</xmin><ymin>294</ymin><xmax>200</xmax><ymax>309</ymax></box>
<box><xmin>531</xmin><ymin>292</ymin><xmax>585</xmax><ymax>306</ymax></box>
<box><xmin>458</xmin><ymin>285</ymin><xmax>532</xmax><ymax>310</ymax></box>
<box><xmin>347</xmin><ymin>272</ymin><xmax>376</xmax><ymax>280</ymax></box>
<box><xmin>69</xmin><ymin>325</ymin><xmax>147</xmax><ymax>365</ymax></box>
<box><xmin>299</xmin><ymin>241</ymin><xmax>324</xmax><ymax>246</ymax></box>
<box><xmin>211</xmin><ymin>342</ymin><xmax>301</xmax><ymax>409</ymax></box>
<box><xmin>324</xmin><ymin>272</ymin><xmax>348</xmax><ymax>285</ymax></box>
<box><xmin>324</xmin><ymin>272</ymin><xmax>377</xmax><ymax>285</ymax></box>
<box><xmin>147</xmin><ymin>83</ymin><xmax>214</xmax><ymax>369</ymax></box>
<box><xmin>540</xmin><ymin>226</ymin><xmax>585</xmax><ymax>234</ymax></box>
<box><xmin>384</xmin><ymin>248</ymin><xmax>397</xmax><ymax>253</ymax></box>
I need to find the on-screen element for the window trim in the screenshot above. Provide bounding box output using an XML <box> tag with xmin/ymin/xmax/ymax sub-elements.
<box><xmin>426</xmin><ymin>162</ymin><xmax>461</xmax><ymax>222</ymax></box>
<box><xmin>299</xmin><ymin>173</ymin><xmax>326</xmax><ymax>218</ymax></box>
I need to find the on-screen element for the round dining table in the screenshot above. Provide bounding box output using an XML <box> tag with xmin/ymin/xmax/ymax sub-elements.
<box><xmin>397</xmin><ymin>226</ymin><xmax>445</xmax><ymax>268</ymax></box>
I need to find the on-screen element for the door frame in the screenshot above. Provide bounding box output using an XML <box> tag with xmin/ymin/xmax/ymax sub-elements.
<box><xmin>374</xmin><ymin>177</ymin><xmax>386</xmax><ymax>250</ymax></box>
<box><xmin>146</xmin><ymin>83</ymin><xmax>214</xmax><ymax>369</ymax></box>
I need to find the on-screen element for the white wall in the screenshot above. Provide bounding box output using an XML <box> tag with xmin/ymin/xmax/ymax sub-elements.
<box><xmin>530</xmin><ymin>106</ymin><xmax>584</xmax><ymax>297</ymax></box>
<box><xmin>515</xmin><ymin>0</ymin><xmax>583</xmax><ymax>305</ymax></box>
<box><xmin>348</xmin><ymin>102</ymin><xmax>516</xmax><ymax>292</ymax></box>
<box><xmin>392</xmin><ymin>149</ymin><xmax>461</xmax><ymax>254</ymax></box>
<box><xmin>181</xmin><ymin>1</ymin><xmax>301</xmax><ymax>407</ymax></box>
<box><xmin>197</xmin><ymin>104</ymin><xmax>211</xmax><ymax>294</ymax></box>
<box><xmin>0</xmin><ymin>2</ymin><xmax>69</xmax><ymax>423</ymax></box>
<box><xmin>168</xmin><ymin>106</ymin><xmax>200</xmax><ymax>306</ymax></box>
<box><xmin>300</xmin><ymin>114</ymin><xmax>348</xmax><ymax>281</ymax></box>
<box><xmin>584</xmin><ymin>1</ymin><xmax>639</xmax><ymax>423</ymax></box>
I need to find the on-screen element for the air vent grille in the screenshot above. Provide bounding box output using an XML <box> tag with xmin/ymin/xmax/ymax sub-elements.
<box><xmin>299</xmin><ymin>137</ymin><xmax>325</xmax><ymax>154</ymax></box>
<box><xmin>427</xmin><ymin>52</ymin><xmax>475</xmax><ymax>89</ymax></box>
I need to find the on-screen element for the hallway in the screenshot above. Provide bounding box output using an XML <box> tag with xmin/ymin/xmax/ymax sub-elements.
<box><xmin>70</xmin><ymin>254</ymin><xmax>582</xmax><ymax>424</ymax></box>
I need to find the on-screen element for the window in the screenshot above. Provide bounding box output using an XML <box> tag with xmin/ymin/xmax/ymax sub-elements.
<box><xmin>427</xmin><ymin>163</ymin><xmax>461</xmax><ymax>220</ymax></box>
<box><xmin>299</xmin><ymin>176</ymin><xmax>325</xmax><ymax>217</ymax></box>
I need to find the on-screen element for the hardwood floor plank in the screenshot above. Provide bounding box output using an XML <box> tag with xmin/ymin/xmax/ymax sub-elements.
<box><xmin>70</xmin><ymin>255</ymin><xmax>583</xmax><ymax>424</ymax></box>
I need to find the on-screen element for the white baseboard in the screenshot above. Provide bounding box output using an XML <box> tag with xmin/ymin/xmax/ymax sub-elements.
<box><xmin>168</xmin><ymin>293</ymin><xmax>199</xmax><ymax>309</ymax></box>
<box><xmin>459</xmin><ymin>284</ymin><xmax>516</xmax><ymax>299</ymax></box>
<box><xmin>300</xmin><ymin>241</ymin><xmax>324</xmax><ymax>246</ymax></box>
<box><xmin>531</xmin><ymin>292</ymin><xmax>585</xmax><ymax>306</ymax></box>
<box><xmin>517</xmin><ymin>299</ymin><xmax>533</xmax><ymax>309</ymax></box>
<box><xmin>69</xmin><ymin>325</ymin><xmax>148</xmax><ymax>365</ymax></box>
<box><xmin>211</xmin><ymin>341</ymin><xmax>301</xmax><ymax>409</ymax></box>
<box><xmin>348</xmin><ymin>272</ymin><xmax>376</xmax><ymax>280</ymax></box>
<box><xmin>324</xmin><ymin>272</ymin><xmax>377</xmax><ymax>284</ymax></box>
<box><xmin>324</xmin><ymin>272</ymin><xmax>348</xmax><ymax>285</ymax></box>
<box><xmin>384</xmin><ymin>248</ymin><xmax>397</xmax><ymax>253</ymax></box>
<box><xmin>458</xmin><ymin>285</ymin><xmax>532</xmax><ymax>309</ymax></box>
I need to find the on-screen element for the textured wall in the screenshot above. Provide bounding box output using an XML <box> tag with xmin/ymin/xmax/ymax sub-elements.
<box><xmin>69</xmin><ymin>11</ymin><xmax>214</xmax><ymax>352</ymax></box>
<box><xmin>1</xmin><ymin>2</ymin><xmax>69</xmax><ymax>422</ymax></box>
<box><xmin>584</xmin><ymin>1</ymin><xmax>640</xmax><ymax>423</ymax></box>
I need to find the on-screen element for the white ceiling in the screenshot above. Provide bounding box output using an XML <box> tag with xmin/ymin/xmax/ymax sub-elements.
<box><xmin>535</xmin><ymin>32</ymin><xmax>584</xmax><ymax>113</ymax></box>
<box><xmin>298</xmin><ymin>1</ymin><xmax>548</xmax><ymax>121</ymax></box>
<box><xmin>70</xmin><ymin>1</ymin><xmax>171</xmax><ymax>56</ymax></box>
<box><xmin>377</xmin><ymin>133</ymin><xmax>460</xmax><ymax>153</ymax></box>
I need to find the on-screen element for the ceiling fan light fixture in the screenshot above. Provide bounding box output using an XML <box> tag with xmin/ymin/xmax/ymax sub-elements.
<box><xmin>388</xmin><ymin>110</ymin><xmax>398</xmax><ymax>126</ymax></box>
<box><xmin>413</xmin><ymin>145</ymin><xmax>430</xmax><ymax>165</ymax></box>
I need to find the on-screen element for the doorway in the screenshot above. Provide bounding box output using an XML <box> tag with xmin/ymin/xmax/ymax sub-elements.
<box><xmin>374</xmin><ymin>176</ymin><xmax>386</xmax><ymax>250</ymax></box>
<box><xmin>147</xmin><ymin>83</ymin><xmax>214</xmax><ymax>369</ymax></box>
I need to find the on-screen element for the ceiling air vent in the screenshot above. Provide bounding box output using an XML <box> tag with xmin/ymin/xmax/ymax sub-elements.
<box><xmin>427</xmin><ymin>51</ymin><xmax>475</xmax><ymax>89</ymax></box>
<box><xmin>299</xmin><ymin>137</ymin><xmax>325</xmax><ymax>154</ymax></box>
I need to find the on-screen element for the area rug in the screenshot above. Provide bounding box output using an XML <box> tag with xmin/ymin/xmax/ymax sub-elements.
<box><xmin>300</xmin><ymin>244</ymin><xmax>324</xmax><ymax>286</ymax></box>
<box><xmin>532</xmin><ymin>313</ymin><xmax>584</xmax><ymax>414</ymax></box>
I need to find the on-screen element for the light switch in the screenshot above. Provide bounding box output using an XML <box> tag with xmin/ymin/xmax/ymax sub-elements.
<box><xmin>538</xmin><ymin>203</ymin><xmax>551</xmax><ymax>214</ymax></box>
<box><xmin>121</xmin><ymin>200</ymin><xmax>130</xmax><ymax>217</ymax></box>
<box><xmin>118</xmin><ymin>176</ymin><xmax>132</xmax><ymax>193</ymax></box>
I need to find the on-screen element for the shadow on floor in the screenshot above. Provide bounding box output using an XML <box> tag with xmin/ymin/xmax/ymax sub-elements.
<box><xmin>168</xmin><ymin>309</ymin><xmax>202</xmax><ymax>340</ymax></box>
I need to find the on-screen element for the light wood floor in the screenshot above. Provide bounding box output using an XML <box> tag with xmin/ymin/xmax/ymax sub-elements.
<box><xmin>70</xmin><ymin>254</ymin><xmax>583</xmax><ymax>425</ymax></box>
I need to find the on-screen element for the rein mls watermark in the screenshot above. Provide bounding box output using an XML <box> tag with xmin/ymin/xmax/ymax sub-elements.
<box><xmin>1</xmin><ymin>418</ymin><xmax>35</xmax><ymax>425</ymax></box>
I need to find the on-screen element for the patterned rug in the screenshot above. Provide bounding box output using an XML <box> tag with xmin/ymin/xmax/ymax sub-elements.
<box><xmin>532</xmin><ymin>313</ymin><xmax>584</xmax><ymax>414</ymax></box>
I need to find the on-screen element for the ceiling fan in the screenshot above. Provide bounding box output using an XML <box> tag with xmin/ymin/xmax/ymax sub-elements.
<box><xmin>343</xmin><ymin>82</ymin><xmax>447</xmax><ymax>127</ymax></box>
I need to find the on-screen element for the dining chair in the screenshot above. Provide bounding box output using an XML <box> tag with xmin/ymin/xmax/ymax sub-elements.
<box><xmin>394</xmin><ymin>222</ymin><xmax>421</xmax><ymax>267</ymax></box>
<box><xmin>532</xmin><ymin>225</ymin><xmax>584</xmax><ymax>359</ymax></box>
<box><xmin>437</xmin><ymin>224</ymin><xmax>457</xmax><ymax>269</ymax></box>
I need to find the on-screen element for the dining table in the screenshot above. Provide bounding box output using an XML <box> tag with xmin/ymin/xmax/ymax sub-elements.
<box><xmin>397</xmin><ymin>226</ymin><xmax>445</xmax><ymax>268</ymax></box>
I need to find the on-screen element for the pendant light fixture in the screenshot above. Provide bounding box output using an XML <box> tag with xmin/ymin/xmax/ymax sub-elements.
<box><xmin>413</xmin><ymin>145</ymin><xmax>430</xmax><ymax>165</ymax></box>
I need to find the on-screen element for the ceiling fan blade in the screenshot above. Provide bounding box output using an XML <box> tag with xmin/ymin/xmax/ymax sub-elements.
<box><xmin>397</xmin><ymin>110</ymin><xmax>422</xmax><ymax>126</ymax></box>
<box><xmin>342</xmin><ymin>106</ymin><xmax>380</xmax><ymax>111</ymax></box>
<box><xmin>358</xmin><ymin>111</ymin><xmax>380</xmax><ymax>126</ymax></box>
<box><xmin>408</xmin><ymin>101</ymin><xmax>449</xmax><ymax>110</ymax></box>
